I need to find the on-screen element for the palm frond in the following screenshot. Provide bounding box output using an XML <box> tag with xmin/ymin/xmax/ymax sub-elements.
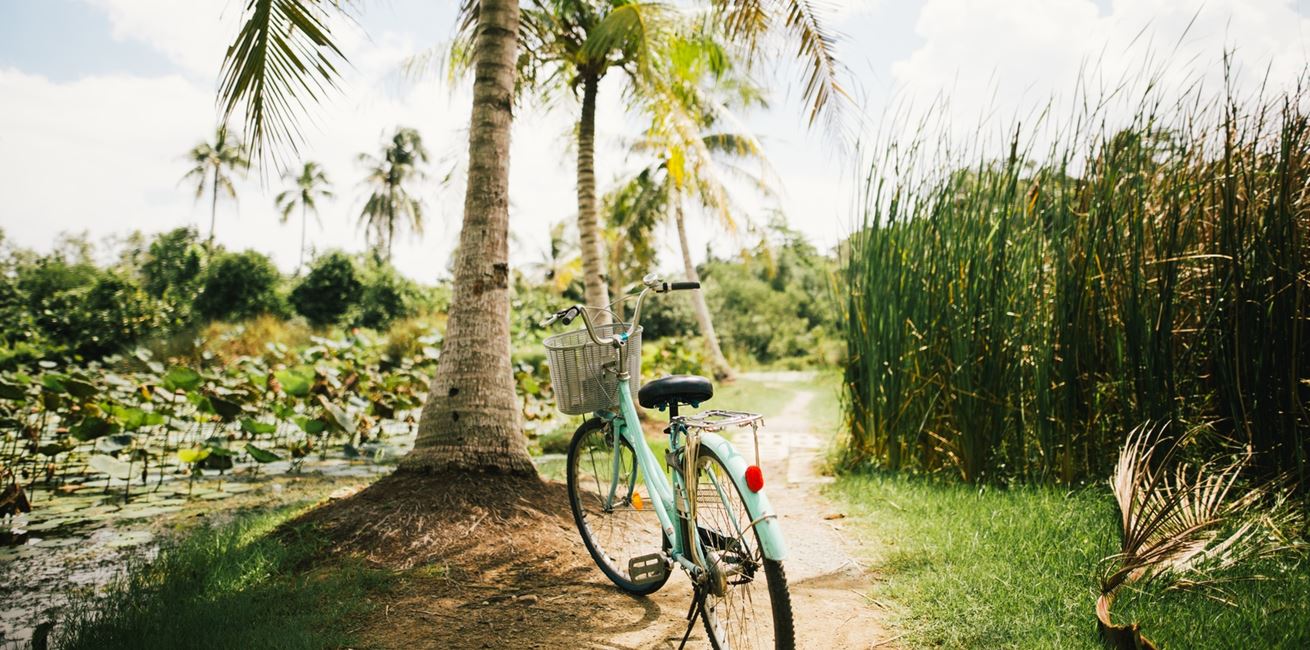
<box><xmin>218</xmin><ymin>0</ymin><xmax>352</xmax><ymax>164</ymax></box>
<box><xmin>714</xmin><ymin>0</ymin><xmax>846</xmax><ymax>129</ymax></box>
<box><xmin>1097</xmin><ymin>422</ymin><xmax>1305</xmax><ymax>647</ymax></box>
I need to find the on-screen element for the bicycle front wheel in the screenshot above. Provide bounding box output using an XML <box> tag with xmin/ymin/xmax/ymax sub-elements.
<box><xmin>566</xmin><ymin>417</ymin><xmax>669</xmax><ymax>595</ymax></box>
<box><xmin>694</xmin><ymin>447</ymin><xmax>795</xmax><ymax>650</ymax></box>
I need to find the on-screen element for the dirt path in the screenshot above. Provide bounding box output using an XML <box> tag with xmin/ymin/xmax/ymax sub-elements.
<box><xmin>590</xmin><ymin>373</ymin><xmax>893</xmax><ymax>649</ymax></box>
<box><xmin>350</xmin><ymin>374</ymin><xmax>894</xmax><ymax>649</ymax></box>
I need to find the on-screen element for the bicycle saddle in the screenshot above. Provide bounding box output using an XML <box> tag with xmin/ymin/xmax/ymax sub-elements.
<box><xmin>638</xmin><ymin>375</ymin><xmax>714</xmax><ymax>410</ymax></box>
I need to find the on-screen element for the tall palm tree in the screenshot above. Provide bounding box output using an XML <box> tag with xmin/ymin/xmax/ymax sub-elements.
<box><xmin>358</xmin><ymin>128</ymin><xmax>429</xmax><ymax>263</ymax></box>
<box><xmin>457</xmin><ymin>0</ymin><xmax>673</xmax><ymax>323</ymax></box>
<box><xmin>275</xmin><ymin>161</ymin><xmax>333</xmax><ymax>273</ymax></box>
<box><xmin>182</xmin><ymin>126</ymin><xmax>249</xmax><ymax>248</ymax></box>
<box><xmin>216</xmin><ymin>0</ymin><xmax>838</xmax><ymax>474</ymax></box>
<box><xmin>609</xmin><ymin>31</ymin><xmax>773</xmax><ymax>379</ymax></box>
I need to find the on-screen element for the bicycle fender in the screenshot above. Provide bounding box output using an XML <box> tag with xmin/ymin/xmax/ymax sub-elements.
<box><xmin>698</xmin><ymin>432</ymin><xmax>788</xmax><ymax>561</ymax></box>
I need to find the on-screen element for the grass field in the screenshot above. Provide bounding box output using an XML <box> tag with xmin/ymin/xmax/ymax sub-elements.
<box><xmin>832</xmin><ymin>473</ymin><xmax>1310</xmax><ymax>649</ymax></box>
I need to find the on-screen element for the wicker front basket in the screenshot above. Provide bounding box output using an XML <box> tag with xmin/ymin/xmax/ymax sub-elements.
<box><xmin>543</xmin><ymin>323</ymin><xmax>642</xmax><ymax>415</ymax></box>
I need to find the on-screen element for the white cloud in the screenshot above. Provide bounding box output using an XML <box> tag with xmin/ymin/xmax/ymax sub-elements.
<box><xmin>84</xmin><ymin>0</ymin><xmax>239</xmax><ymax>78</ymax></box>
<box><xmin>889</xmin><ymin>0</ymin><xmax>1310</xmax><ymax>139</ymax></box>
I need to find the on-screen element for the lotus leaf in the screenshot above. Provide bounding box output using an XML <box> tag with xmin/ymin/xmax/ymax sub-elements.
<box><xmin>162</xmin><ymin>366</ymin><xmax>203</xmax><ymax>392</ymax></box>
<box><xmin>88</xmin><ymin>454</ymin><xmax>133</xmax><ymax>480</ymax></box>
<box><xmin>245</xmin><ymin>443</ymin><xmax>281</xmax><ymax>463</ymax></box>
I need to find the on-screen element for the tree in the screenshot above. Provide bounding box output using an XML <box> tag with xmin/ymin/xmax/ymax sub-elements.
<box><xmin>466</xmin><ymin>0</ymin><xmax>672</xmax><ymax>323</ymax></box>
<box><xmin>217</xmin><ymin>0</ymin><xmax>839</xmax><ymax>474</ymax></box>
<box><xmin>182</xmin><ymin>127</ymin><xmax>249</xmax><ymax>247</ymax></box>
<box><xmin>289</xmin><ymin>251</ymin><xmax>362</xmax><ymax>328</ymax></box>
<box><xmin>609</xmin><ymin>36</ymin><xmax>773</xmax><ymax>378</ymax></box>
<box><xmin>275</xmin><ymin>161</ymin><xmax>333</xmax><ymax>273</ymax></box>
<box><xmin>359</xmin><ymin>128</ymin><xmax>429</xmax><ymax>263</ymax></box>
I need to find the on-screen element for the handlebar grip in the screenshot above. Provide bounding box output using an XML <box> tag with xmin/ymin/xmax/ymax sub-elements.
<box><xmin>670</xmin><ymin>281</ymin><xmax>700</xmax><ymax>291</ymax></box>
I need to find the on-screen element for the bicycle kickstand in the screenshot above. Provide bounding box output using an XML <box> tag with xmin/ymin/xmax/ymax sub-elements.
<box><xmin>678</xmin><ymin>589</ymin><xmax>706</xmax><ymax>650</ymax></box>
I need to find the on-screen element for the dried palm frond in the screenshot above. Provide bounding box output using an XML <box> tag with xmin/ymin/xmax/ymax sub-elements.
<box><xmin>1097</xmin><ymin>422</ymin><xmax>1305</xmax><ymax>649</ymax></box>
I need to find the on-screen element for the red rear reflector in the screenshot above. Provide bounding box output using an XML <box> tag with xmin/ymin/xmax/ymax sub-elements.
<box><xmin>745</xmin><ymin>465</ymin><xmax>764</xmax><ymax>492</ymax></box>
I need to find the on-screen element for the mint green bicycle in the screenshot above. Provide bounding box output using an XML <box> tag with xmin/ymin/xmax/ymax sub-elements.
<box><xmin>542</xmin><ymin>274</ymin><xmax>794</xmax><ymax>650</ymax></box>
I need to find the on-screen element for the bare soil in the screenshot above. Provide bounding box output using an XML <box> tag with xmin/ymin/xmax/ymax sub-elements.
<box><xmin>300</xmin><ymin>376</ymin><xmax>893</xmax><ymax>649</ymax></box>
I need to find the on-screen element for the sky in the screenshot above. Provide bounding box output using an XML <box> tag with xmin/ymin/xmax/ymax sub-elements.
<box><xmin>1</xmin><ymin>0</ymin><xmax>1308</xmax><ymax>283</ymax></box>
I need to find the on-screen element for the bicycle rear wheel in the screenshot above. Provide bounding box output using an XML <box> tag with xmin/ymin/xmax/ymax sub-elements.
<box><xmin>694</xmin><ymin>447</ymin><xmax>795</xmax><ymax>650</ymax></box>
<box><xmin>566</xmin><ymin>417</ymin><xmax>670</xmax><ymax>595</ymax></box>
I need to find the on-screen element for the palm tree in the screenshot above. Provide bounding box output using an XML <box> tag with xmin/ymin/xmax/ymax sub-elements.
<box><xmin>608</xmin><ymin>34</ymin><xmax>773</xmax><ymax>379</ymax></box>
<box><xmin>216</xmin><ymin>0</ymin><xmax>839</xmax><ymax>475</ymax></box>
<box><xmin>182</xmin><ymin>126</ymin><xmax>249</xmax><ymax>248</ymax></box>
<box><xmin>358</xmin><ymin>128</ymin><xmax>429</xmax><ymax>263</ymax></box>
<box><xmin>458</xmin><ymin>0</ymin><xmax>673</xmax><ymax>323</ymax></box>
<box><xmin>275</xmin><ymin>161</ymin><xmax>333</xmax><ymax>273</ymax></box>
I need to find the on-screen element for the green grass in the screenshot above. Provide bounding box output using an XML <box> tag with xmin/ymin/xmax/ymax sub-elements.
<box><xmin>832</xmin><ymin>473</ymin><xmax>1310</xmax><ymax>649</ymax></box>
<box><xmin>54</xmin><ymin>507</ymin><xmax>388</xmax><ymax>650</ymax></box>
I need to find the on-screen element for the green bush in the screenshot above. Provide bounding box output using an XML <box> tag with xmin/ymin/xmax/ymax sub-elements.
<box><xmin>140</xmin><ymin>228</ymin><xmax>206</xmax><ymax>328</ymax></box>
<box><xmin>6</xmin><ymin>254</ymin><xmax>160</xmax><ymax>359</ymax></box>
<box><xmin>194</xmin><ymin>251</ymin><xmax>287</xmax><ymax>322</ymax></box>
<box><xmin>290</xmin><ymin>252</ymin><xmax>362</xmax><ymax>328</ymax></box>
<box><xmin>355</xmin><ymin>260</ymin><xmax>421</xmax><ymax>329</ymax></box>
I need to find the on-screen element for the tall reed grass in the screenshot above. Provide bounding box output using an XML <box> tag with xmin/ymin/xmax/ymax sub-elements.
<box><xmin>840</xmin><ymin>72</ymin><xmax>1309</xmax><ymax>484</ymax></box>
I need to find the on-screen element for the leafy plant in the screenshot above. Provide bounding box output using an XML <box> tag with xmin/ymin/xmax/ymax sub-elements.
<box><xmin>290</xmin><ymin>251</ymin><xmax>362</xmax><ymax>328</ymax></box>
<box><xmin>194</xmin><ymin>250</ymin><xmax>287</xmax><ymax>322</ymax></box>
<box><xmin>1098</xmin><ymin>423</ymin><xmax>1305</xmax><ymax>649</ymax></box>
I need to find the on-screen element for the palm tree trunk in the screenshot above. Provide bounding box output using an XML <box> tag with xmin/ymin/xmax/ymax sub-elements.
<box><xmin>576</xmin><ymin>73</ymin><xmax>611</xmax><ymax>325</ymax></box>
<box><xmin>675</xmin><ymin>202</ymin><xmax>734</xmax><ymax>380</ymax></box>
<box><xmin>298</xmin><ymin>203</ymin><xmax>308</xmax><ymax>273</ymax></box>
<box><xmin>208</xmin><ymin>166</ymin><xmax>219</xmax><ymax>248</ymax></box>
<box><xmin>402</xmin><ymin>0</ymin><xmax>534</xmax><ymax>475</ymax></box>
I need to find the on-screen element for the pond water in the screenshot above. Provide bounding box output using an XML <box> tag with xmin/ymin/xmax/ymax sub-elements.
<box><xmin>0</xmin><ymin>421</ymin><xmax>417</xmax><ymax>648</ymax></box>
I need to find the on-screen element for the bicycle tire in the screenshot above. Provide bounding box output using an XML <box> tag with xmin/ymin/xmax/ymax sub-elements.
<box><xmin>694</xmin><ymin>446</ymin><xmax>795</xmax><ymax>650</ymax></box>
<box><xmin>566</xmin><ymin>417</ymin><xmax>670</xmax><ymax>595</ymax></box>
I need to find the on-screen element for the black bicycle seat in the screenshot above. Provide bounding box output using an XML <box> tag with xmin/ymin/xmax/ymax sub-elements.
<box><xmin>638</xmin><ymin>375</ymin><xmax>713</xmax><ymax>410</ymax></box>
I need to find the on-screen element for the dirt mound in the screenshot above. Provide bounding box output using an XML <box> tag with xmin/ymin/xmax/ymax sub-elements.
<box><xmin>290</xmin><ymin>470</ymin><xmax>683</xmax><ymax>649</ymax></box>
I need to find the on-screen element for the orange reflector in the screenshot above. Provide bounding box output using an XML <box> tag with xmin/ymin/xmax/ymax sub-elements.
<box><xmin>745</xmin><ymin>465</ymin><xmax>764</xmax><ymax>492</ymax></box>
<box><xmin>632</xmin><ymin>492</ymin><xmax>644</xmax><ymax>510</ymax></box>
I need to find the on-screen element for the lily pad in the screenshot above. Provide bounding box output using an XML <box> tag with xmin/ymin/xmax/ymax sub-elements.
<box><xmin>177</xmin><ymin>447</ymin><xmax>211</xmax><ymax>464</ymax></box>
<box><xmin>163</xmin><ymin>366</ymin><xmax>203</xmax><ymax>392</ymax></box>
<box><xmin>240</xmin><ymin>418</ymin><xmax>278</xmax><ymax>435</ymax></box>
<box><xmin>318</xmin><ymin>395</ymin><xmax>356</xmax><ymax>435</ymax></box>
<box><xmin>0</xmin><ymin>380</ymin><xmax>27</xmax><ymax>401</ymax></box>
<box><xmin>71</xmin><ymin>416</ymin><xmax>118</xmax><ymax>441</ymax></box>
<box><xmin>88</xmin><ymin>454</ymin><xmax>133</xmax><ymax>480</ymax></box>
<box><xmin>245</xmin><ymin>443</ymin><xmax>281</xmax><ymax>463</ymax></box>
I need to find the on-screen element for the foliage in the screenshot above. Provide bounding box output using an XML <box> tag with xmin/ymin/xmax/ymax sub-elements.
<box><xmin>9</xmin><ymin>253</ymin><xmax>161</xmax><ymax>359</ymax></box>
<box><xmin>139</xmin><ymin>227</ymin><xmax>206</xmax><ymax>328</ymax></box>
<box><xmin>833</xmin><ymin>472</ymin><xmax>1310</xmax><ymax>649</ymax></box>
<box><xmin>290</xmin><ymin>251</ymin><xmax>362</xmax><ymax>328</ymax></box>
<box><xmin>355</xmin><ymin>259</ymin><xmax>425</xmax><ymax>330</ymax></box>
<box><xmin>54</xmin><ymin>509</ymin><xmax>385</xmax><ymax>650</ymax></box>
<box><xmin>194</xmin><ymin>250</ymin><xmax>288</xmax><ymax>322</ymax></box>
<box><xmin>1098</xmin><ymin>423</ymin><xmax>1304</xmax><ymax>647</ymax></box>
<box><xmin>701</xmin><ymin>224</ymin><xmax>838</xmax><ymax>367</ymax></box>
<box><xmin>840</xmin><ymin>81</ymin><xmax>1310</xmax><ymax>484</ymax></box>
<box><xmin>358</xmin><ymin>128</ymin><xmax>429</xmax><ymax>262</ymax></box>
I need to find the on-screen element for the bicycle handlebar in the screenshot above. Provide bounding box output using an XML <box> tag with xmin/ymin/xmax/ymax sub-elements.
<box><xmin>541</xmin><ymin>277</ymin><xmax>700</xmax><ymax>346</ymax></box>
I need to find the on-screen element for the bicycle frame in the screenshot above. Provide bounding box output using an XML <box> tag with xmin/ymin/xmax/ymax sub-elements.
<box><xmin>600</xmin><ymin>374</ymin><xmax>788</xmax><ymax>566</ymax></box>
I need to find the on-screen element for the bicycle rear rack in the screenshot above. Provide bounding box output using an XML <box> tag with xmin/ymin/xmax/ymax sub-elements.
<box><xmin>672</xmin><ymin>410</ymin><xmax>765</xmax><ymax>466</ymax></box>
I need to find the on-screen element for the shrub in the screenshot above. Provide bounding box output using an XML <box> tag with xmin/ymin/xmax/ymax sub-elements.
<box><xmin>290</xmin><ymin>252</ymin><xmax>362</xmax><ymax>328</ymax></box>
<box><xmin>194</xmin><ymin>251</ymin><xmax>287</xmax><ymax>322</ymax></box>
<box><xmin>355</xmin><ymin>261</ymin><xmax>421</xmax><ymax>330</ymax></box>
<box><xmin>140</xmin><ymin>228</ymin><xmax>206</xmax><ymax>328</ymax></box>
<box><xmin>32</xmin><ymin>270</ymin><xmax>159</xmax><ymax>359</ymax></box>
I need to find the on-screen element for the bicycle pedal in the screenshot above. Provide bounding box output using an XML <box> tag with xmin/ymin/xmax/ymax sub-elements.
<box><xmin>628</xmin><ymin>553</ymin><xmax>668</xmax><ymax>586</ymax></box>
